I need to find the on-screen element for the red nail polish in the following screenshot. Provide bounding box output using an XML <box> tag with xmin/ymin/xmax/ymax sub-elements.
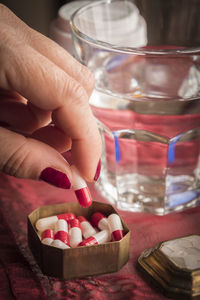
<box><xmin>94</xmin><ymin>159</ymin><xmax>101</xmax><ymax>181</ymax></box>
<box><xmin>40</xmin><ymin>167</ymin><xmax>71</xmax><ymax>189</ymax></box>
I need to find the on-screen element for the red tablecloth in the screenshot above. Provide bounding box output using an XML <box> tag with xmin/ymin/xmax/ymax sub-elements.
<box><xmin>1</xmin><ymin>172</ymin><xmax>200</xmax><ymax>300</ymax></box>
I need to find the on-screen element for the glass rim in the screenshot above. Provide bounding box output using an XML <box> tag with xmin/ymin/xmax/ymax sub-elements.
<box><xmin>70</xmin><ymin>0</ymin><xmax>200</xmax><ymax>56</ymax></box>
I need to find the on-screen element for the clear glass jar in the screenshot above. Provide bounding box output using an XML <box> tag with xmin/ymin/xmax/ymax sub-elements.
<box><xmin>70</xmin><ymin>0</ymin><xmax>200</xmax><ymax>215</ymax></box>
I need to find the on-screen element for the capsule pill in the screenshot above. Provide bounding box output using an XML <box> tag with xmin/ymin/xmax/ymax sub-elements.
<box><xmin>79</xmin><ymin>229</ymin><xmax>111</xmax><ymax>247</ymax></box>
<box><xmin>71</xmin><ymin>165</ymin><xmax>92</xmax><ymax>207</ymax></box>
<box><xmin>77</xmin><ymin>216</ymin><xmax>97</xmax><ymax>239</ymax></box>
<box><xmin>91</xmin><ymin>212</ymin><xmax>109</xmax><ymax>230</ymax></box>
<box><xmin>68</xmin><ymin>218</ymin><xmax>82</xmax><ymax>248</ymax></box>
<box><xmin>107</xmin><ymin>213</ymin><xmax>124</xmax><ymax>241</ymax></box>
<box><xmin>41</xmin><ymin>229</ymin><xmax>54</xmax><ymax>245</ymax></box>
<box><xmin>51</xmin><ymin>219</ymin><xmax>70</xmax><ymax>249</ymax></box>
<box><xmin>36</xmin><ymin>212</ymin><xmax>75</xmax><ymax>232</ymax></box>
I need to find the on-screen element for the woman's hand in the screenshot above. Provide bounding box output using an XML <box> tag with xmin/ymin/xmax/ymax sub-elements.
<box><xmin>0</xmin><ymin>4</ymin><xmax>101</xmax><ymax>188</ymax></box>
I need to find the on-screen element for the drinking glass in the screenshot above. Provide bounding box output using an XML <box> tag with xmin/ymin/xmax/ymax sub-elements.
<box><xmin>70</xmin><ymin>0</ymin><xmax>200</xmax><ymax>215</ymax></box>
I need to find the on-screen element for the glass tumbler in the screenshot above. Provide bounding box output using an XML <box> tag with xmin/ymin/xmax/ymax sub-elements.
<box><xmin>70</xmin><ymin>0</ymin><xmax>200</xmax><ymax>215</ymax></box>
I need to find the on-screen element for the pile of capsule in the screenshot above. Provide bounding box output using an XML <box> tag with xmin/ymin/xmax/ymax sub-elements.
<box><xmin>36</xmin><ymin>211</ymin><xmax>124</xmax><ymax>249</ymax></box>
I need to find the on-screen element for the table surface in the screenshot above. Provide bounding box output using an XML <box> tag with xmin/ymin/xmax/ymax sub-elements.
<box><xmin>1</xmin><ymin>172</ymin><xmax>200</xmax><ymax>300</ymax></box>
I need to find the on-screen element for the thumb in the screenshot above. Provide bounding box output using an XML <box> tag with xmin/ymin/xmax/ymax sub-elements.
<box><xmin>0</xmin><ymin>127</ymin><xmax>72</xmax><ymax>188</ymax></box>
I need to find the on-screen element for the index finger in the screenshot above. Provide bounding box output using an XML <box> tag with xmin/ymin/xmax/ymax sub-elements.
<box><xmin>1</xmin><ymin>41</ymin><xmax>101</xmax><ymax>181</ymax></box>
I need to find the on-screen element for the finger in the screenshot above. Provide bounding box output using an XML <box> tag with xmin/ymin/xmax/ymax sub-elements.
<box><xmin>1</xmin><ymin>43</ymin><xmax>101</xmax><ymax>181</ymax></box>
<box><xmin>0</xmin><ymin>126</ymin><xmax>72</xmax><ymax>188</ymax></box>
<box><xmin>0</xmin><ymin>98</ymin><xmax>70</xmax><ymax>152</ymax></box>
<box><xmin>30</xmin><ymin>30</ymin><xmax>95</xmax><ymax>97</ymax></box>
<box><xmin>31</xmin><ymin>125</ymin><xmax>72</xmax><ymax>153</ymax></box>
<box><xmin>52</xmin><ymin>105</ymin><xmax>102</xmax><ymax>182</ymax></box>
<box><xmin>0</xmin><ymin>100</ymin><xmax>51</xmax><ymax>134</ymax></box>
<box><xmin>0</xmin><ymin>5</ymin><xmax>95</xmax><ymax>97</ymax></box>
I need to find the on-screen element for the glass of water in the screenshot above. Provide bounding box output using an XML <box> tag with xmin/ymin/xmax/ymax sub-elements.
<box><xmin>70</xmin><ymin>0</ymin><xmax>200</xmax><ymax>215</ymax></box>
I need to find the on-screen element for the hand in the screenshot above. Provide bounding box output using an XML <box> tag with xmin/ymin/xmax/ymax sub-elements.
<box><xmin>0</xmin><ymin>4</ymin><xmax>101</xmax><ymax>188</ymax></box>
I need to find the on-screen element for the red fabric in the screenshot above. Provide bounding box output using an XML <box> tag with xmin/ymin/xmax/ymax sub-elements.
<box><xmin>1</xmin><ymin>172</ymin><xmax>200</xmax><ymax>299</ymax></box>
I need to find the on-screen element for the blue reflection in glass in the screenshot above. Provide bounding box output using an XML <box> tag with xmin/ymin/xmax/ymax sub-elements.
<box><xmin>114</xmin><ymin>134</ymin><xmax>121</xmax><ymax>163</ymax></box>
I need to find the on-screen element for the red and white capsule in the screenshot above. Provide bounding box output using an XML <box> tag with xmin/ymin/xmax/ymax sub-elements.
<box><xmin>71</xmin><ymin>165</ymin><xmax>92</xmax><ymax>207</ymax></box>
<box><xmin>68</xmin><ymin>218</ymin><xmax>82</xmax><ymax>248</ymax></box>
<box><xmin>36</xmin><ymin>212</ymin><xmax>75</xmax><ymax>232</ymax></box>
<box><xmin>91</xmin><ymin>212</ymin><xmax>109</xmax><ymax>230</ymax></box>
<box><xmin>41</xmin><ymin>229</ymin><xmax>54</xmax><ymax>246</ymax></box>
<box><xmin>79</xmin><ymin>230</ymin><xmax>111</xmax><ymax>247</ymax></box>
<box><xmin>77</xmin><ymin>216</ymin><xmax>97</xmax><ymax>239</ymax></box>
<box><xmin>107</xmin><ymin>214</ymin><xmax>124</xmax><ymax>241</ymax></box>
<box><xmin>51</xmin><ymin>219</ymin><xmax>70</xmax><ymax>249</ymax></box>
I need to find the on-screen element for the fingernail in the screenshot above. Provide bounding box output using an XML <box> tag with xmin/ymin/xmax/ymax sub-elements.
<box><xmin>39</xmin><ymin>167</ymin><xmax>71</xmax><ymax>189</ymax></box>
<box><xmin>94</xmin><ymin>159</ymin><xmax>101</xmax><ymax>181</ymax></box>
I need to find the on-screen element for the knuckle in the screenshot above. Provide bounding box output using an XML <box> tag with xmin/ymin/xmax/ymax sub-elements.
<box><xmin>0</xmin><ymin>4</ymin><xmax>10</xmax><ymax>14</ymax></box>
<box><xmin>0</xmin><ymin>6</ymin><xmax>31</xmax><ymax>46</ymax></box>
<box><xmin>47</xmin><ymin>69</ymin><xmax>70</xmax><ymax>109</ymax></box>
<box><xmin>2</xmin><ymin>140</ymin><xmax>30</xmax><ymax>178</ymax></box>
<box><xmin>68</xmin><ymin>79</ymin><xmax>88</xmax><ymax>105</ymax></box>
<box><xmin>0</xmin><ymin>47</ymin><xmax>15</xmax><ymax>90</ymax></box>
<box><xmin>73</xmin><ymin>82</ymin><xmax>86</xmax><ymax>100</ymax></box>
<box><xmin>81</xmin><ymin>65</ymin><xmax>95</xmax><ymax>92</ymax></box>
<box><xmin>0</xmin><ymin>24</ymin><xmax>13</xmax><ymax>46</ymax></box>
